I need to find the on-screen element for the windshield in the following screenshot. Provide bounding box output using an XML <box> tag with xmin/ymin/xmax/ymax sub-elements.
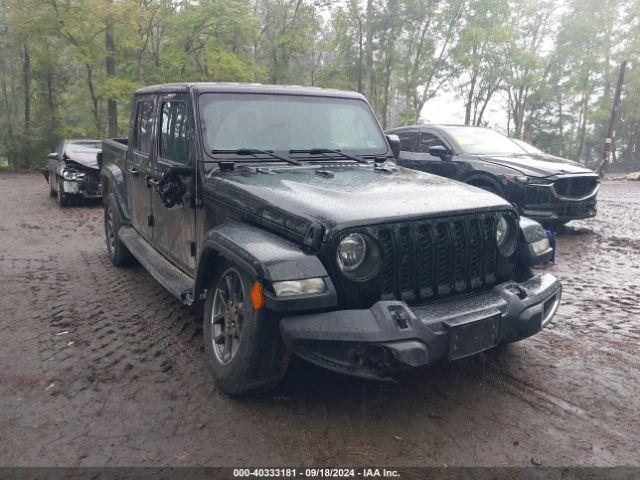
<box><xmin>198</xmin><ymin>93</ymin><xmax>387</xmax><ymax>156</ymax></box>
<box><xmin>66</xmin><ymin>141</ymin><xmax>101</xmax><ymax>154</ymax></box>
<box><xmin>512</xmin><ymin>138</ymin><xmax>544</xmax><ymax>154</ymax></box>
<box><xmin>445</xmin><ymin>127</ymin><xmax>528</xmax><ymax>155</ymax></box>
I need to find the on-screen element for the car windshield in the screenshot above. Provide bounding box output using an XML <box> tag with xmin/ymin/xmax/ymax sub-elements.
<box><xmin>198</xmin><ymin>93</ymin><xmax>387</xmax><ymax>157</ymax></box>
<box><xmin>512</xmin><ymin>138</ymin><xmax>544</xmax><ymax>154</ymax></box>
<box><xmin>66</xmin><ymin>141</ymin><xmax>101</xmax><ymax>154</ymax></box>
<box><xmin>444</xmin><ymin>127</ymin><xmax>528</xmax><ymax>155</ymax></box>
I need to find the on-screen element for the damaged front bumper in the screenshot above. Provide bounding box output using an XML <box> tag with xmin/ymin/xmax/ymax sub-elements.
<box><xmin>280</xmin><ymin>273</ymin><xmax>561</xmax><ymax>379</ymax></box>
<box><xmin>62</xmin><ymin>179</ymin><xmax>102</xmax><ymax>198</ymax></box>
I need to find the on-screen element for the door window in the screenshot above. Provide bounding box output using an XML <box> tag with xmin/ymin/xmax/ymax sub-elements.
<box><xmin>397</xmin><ymin>132</ymin><xmax>419</xmax><ymax>152</ymax></box>
<box><xmin>160</xmin><ymin>101</ymin><xmax>189</xmax><ymax>164</ymax></box>
<box><xmin>134</xmin><ymin>101</ymin><xmax>154</xmax><ymax>154</ymax></box>
<box><xmin>418</xmin><ymin>133</ymin><xmax>446</xmax><ymax>153</ymax></box>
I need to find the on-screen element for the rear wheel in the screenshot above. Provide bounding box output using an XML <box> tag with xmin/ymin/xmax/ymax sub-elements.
<box><xmin>203</xmin><ymin>261</ymin><xmax>290</xmax><ymax>396</ymax></box>
<box><xmin>104</xmin><ymin>193</ymin><xmax>134</xmax><ymax>267</ymax></box>
<box><xmin>57</xmin><ymin>178</ymin><xmax>70</xmax><ymax>207</ymax></box>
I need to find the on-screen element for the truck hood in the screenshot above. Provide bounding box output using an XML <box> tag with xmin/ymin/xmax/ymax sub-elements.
<box><xmin>478</xmin><ymin>153</ymin><xmax>594</xmax><ymax>178</ymax></box>
<box><xmin>64</xmin><ymin>152</ymin><xmax>100</xmax><ymax>170</ymax></box>
<box><xmin>206</xmin><ymin>165</ymin><xmax>512</xmax><ymax>238</ymax></box>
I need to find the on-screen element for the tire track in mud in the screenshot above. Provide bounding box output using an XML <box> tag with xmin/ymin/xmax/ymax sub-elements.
<box><xmin>2</xmin><ymin>173</ymin><xmax>640</xmax><ymax>467</ymax></box>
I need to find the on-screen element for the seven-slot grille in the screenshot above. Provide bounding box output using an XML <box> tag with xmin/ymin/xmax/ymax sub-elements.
<box><xmin>375</xmin><ymin>215</ymin><xmax>499</xmax><ymax>303</ymax></box>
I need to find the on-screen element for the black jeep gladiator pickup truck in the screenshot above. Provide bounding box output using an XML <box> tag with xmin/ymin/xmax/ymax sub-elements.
<box><xmin>101</xmin><ymin>83</ymin><xmax>561</xmax><ymax>396</ymax></box>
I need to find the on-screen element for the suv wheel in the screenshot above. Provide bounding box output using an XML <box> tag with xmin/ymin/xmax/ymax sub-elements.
<box><xmin>57</xmin><ymin>178</ymin><xmax>70</xmax><ymax>207</ymax></box>
<box><xmin>104</xmin><ymin>193</ymin><xmax>134</xmax><ymax>267</ymax></box>
<box><xmin>203</xmin><ymin>261</ymin><xmax>290</xmax><ymax>396</ymax></box>
<box><xmin>469</xmin><ymin>178</ymin><xmax>504</xmax><ymax>197</ymax></box>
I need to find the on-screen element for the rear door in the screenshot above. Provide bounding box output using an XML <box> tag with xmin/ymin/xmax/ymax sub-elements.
<box><xmin>128</xmin><ymin>97</ymin><xmax>155</xmax><ymax>240</ymax></box>
<box><xmin>150</xmin><ymin>94</ymin><xmax>197</xmax><ymax>273</ymax></box>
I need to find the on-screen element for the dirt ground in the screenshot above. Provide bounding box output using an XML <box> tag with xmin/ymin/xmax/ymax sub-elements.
<box><xmin>1</xmin><ymin>172</ymin><xmax>639</xmax><ymax>468</ymax></box>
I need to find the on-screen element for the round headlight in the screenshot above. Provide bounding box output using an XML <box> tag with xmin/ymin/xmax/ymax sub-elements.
<box><xmin>337</xmin><ymin>233</ymin><xmax>367</xmax><ymax>271</ymax></box>
<box><xmin>336</xmin><ymin>233</ymin><xmax>381</xmax><ymax>281</ymax></box>
<box><xmin>496</xmin><ymin>214</ymin><xmax>517</xmax><ymax>256</ymax></box>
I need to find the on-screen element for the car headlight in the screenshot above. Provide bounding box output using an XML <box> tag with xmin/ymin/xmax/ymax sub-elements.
<box><xmin>505</xmin><ymin>174</ymin><xmax>554</xmax><ymax>186</ymax></box>
<box><xmin>62</xmin><ymin>170</ymin><xmax>86</xmax><ymax>181</ymax></box>
<box><xmin>336</xmin><ymin>233</ymin><xmax>381</xmax><ymax>281</ymax></box>
<box><xmin>530</xmin><ymin>237</ymin><xmax>550</xmax><ymax>255</ymax></box>
<box><xmin>272</xmin><ymin>278</ymin><xmax>326</xmax><ymax>297</ymax></box>
<box><xmin>496</xmin><ymin>214</ymin><xmax>517</xmax><ymax>257</ymax></box>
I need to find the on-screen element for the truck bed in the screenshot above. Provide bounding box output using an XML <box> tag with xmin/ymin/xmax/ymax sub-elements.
<box><xmin>102</xmin><ymin>138</ymin><xmax>128</xmax><ymax>170</ymax></box>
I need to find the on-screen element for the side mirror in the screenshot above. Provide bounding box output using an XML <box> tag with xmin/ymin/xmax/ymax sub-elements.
<box><xmin>156</xmin><ymin>165</ymin><xmax>192</xmax><ymax>208</ymax></box>
<box><xmin>428</xmin><ymin>145</ymin><xmax>451</xmax><ymax>160</ymax></box>
<box><xmin>47</xmin><ymin>152</ymin><xmax>59</xmax><ymax>161</ymax></box>
<box><xmin>386</xmin><ymin>134</ymin><xmax>401</xmax><ymax>160</ymax></box>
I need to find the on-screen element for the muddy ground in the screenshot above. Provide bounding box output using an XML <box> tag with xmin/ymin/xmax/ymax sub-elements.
<box><xmin>0</xmin><ymin>173</ymin><xmax>639</xmax><ymax>467</ymax></box>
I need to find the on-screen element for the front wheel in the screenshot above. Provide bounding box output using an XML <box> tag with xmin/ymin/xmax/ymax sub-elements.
<box><xmin>57</xmin><ymin>178</ymin><xmax>70</xmax><ymax>207</ymax></box>
<box><xmin>203</xmin><ymin>261</ymin><xmax>290</xmax><ymax>396</ymax></box>
<box><xmin>467</xmin><ymin>176</ymin><xmax>505</xmax><ymax>198</ymax></box>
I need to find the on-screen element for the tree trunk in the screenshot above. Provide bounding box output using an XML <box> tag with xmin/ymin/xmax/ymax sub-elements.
<box><xmin>106</xmin><ymin>0</ymin><xmax>117</xmax><ymax>137</ymax></box>
<box><xmin>356</xmin><ymin>10</ymin><xmax>364</xmax><ymax>94</ymax></box>
<box><xmin>464</xmin><ymin>70</ymin><xmax>477</xmax><ymax>125</ymax></box>
<box><xmin>22</xmin><ymin>42</ymin><xmax>31</xmax><ymax>132</ymax></box>
<box><xmin>365</xmin><ymin>0</ymin><xmax>376</xmax><ymax>109</ymax></box>
<box><xmin>86</xmin><ymin>63</ymin><xmax>102</xmax><ymax>135</ymax></box>
<box><xmin>575</xmin><ymin>91</ymin><xmax>588</xmax><ymax>162</ymax></box>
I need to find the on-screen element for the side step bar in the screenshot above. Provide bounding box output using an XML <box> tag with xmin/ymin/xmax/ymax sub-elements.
<box><xmin>118</xmin><ymin>225</ymin><xmax>196</xmax><ymax>305</ymax></box>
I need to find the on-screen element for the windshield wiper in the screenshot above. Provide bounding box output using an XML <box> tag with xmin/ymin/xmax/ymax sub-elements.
<box><xmin>211</xmin><ymin>148</ymin><xmax>301</xmax><ymax>166</ymax></box>
<box><xmin>289</xmin><ymin>148</ymin><xmax>368</xmax><ymax>164</ymax></box>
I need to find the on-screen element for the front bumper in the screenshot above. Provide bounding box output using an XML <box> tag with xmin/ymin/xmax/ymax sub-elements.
<box><xmin>515</xmin><ymin>183</ymin><xmax>598</xmax><ymax>223</ymax></box>
<box><xmin>62</xmin><ymin>179</ymin><xmax>101</xmax><ymax>198</ymax></box>
<box><xmin>280</xmin><ymin>273</ymin><xmax>561</xmax><ymax>379</ymax></box>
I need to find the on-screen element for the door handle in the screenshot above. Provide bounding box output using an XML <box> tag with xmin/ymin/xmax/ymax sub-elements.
<box><xmin>146</xmin><ymin>175</ymin><xmax>159</xmax><ymax>188</ymax></box>
<box><xmin>129</xmin><ymin>168</ymin><xmax>140</xmax><ymax>176</ymax></box>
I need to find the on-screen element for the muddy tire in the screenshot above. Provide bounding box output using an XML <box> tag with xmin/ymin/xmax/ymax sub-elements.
<box><xmin>104</xmin><ymin>193</ymin><xmax>134</xmax><ymax>267</ymax></box>
<box><xmin>57</xmin><ymin>178</ymin><xmax>70</xmax><ymax>207</ymax></box>
<box><xmin>203</xmin><ymin>260</ymin><xmax>290</xmax><ymax>396</ymax></box>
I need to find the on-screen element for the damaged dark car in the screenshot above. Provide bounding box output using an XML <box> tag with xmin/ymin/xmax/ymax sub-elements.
<box><xmin>101</xmin><ymin>83</ymin><xmax>561</xmax><ymax>396</ymax></box>
<box><xmin>43</xmin><ymin>139</ymin><xmax>102</xmax><ymax>206</ymax></box>
<box><xmin>387</xmin><ymin>124</ymin><xmax>599</xmax><ymax>227</ymax></box>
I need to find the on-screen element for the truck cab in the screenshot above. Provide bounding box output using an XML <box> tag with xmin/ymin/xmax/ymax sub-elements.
<box><xmin>101</xmin><ymin>83</ymin><xmax>561</xmax><ymax>396</ymax></box>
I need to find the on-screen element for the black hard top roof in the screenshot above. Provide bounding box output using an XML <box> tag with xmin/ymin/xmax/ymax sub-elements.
<box><xmin>135</xmin><ymin>82</ymin><xmax>365</xmax><ymax>100</ymax></box>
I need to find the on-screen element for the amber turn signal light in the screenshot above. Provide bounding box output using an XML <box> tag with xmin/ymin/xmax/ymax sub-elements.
<box><xmin>250</xmin><ymin>281</ymin><xmax>265</xmax><ymax>310</ymax></box>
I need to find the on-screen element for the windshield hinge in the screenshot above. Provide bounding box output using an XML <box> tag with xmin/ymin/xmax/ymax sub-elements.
<box><xmin>219</xmin><ymin>161</ymin><xmax>235</xmax><ymax>172</ymax></box>
<box><xmin>303</xmin><ymin>222</ymin><xmax>325</xmax><ymax>251</ymax></box>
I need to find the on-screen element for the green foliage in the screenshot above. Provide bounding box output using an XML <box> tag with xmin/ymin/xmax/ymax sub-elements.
<box><xmin>0</xmin><ymin>0</ymin><xmax>639</xmax><ymax>169</ymax></box>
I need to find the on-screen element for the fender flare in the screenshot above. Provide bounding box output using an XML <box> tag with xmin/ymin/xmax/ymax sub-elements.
<box><xmin>464</xmin><ymin>173</ymin><xmax>505</xmax><ymax>195</ymax></box>
<box><xmin>100</xmin><ymin>164</ymin><xmax>130</xmax><ymax>222</ymax></box>
<box><xmin>194</xmin><ymin>220</ymin><xmax>333</xmax><ymax>301</ymax></box>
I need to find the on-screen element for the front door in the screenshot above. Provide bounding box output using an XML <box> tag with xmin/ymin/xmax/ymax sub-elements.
<box><xmin>128</xmin><ymin>98</ymin><xmax>155</xmax><ymax>240</ymax></box>
<box><xmin>150</xmin><ymin>95</ymin><xmax>197</xmax><ymax>273</ymax></box>
<box><xmin>399</xmin><ymin>131</ymin><xmax>459</xmax><ymax>179</ymax></box>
